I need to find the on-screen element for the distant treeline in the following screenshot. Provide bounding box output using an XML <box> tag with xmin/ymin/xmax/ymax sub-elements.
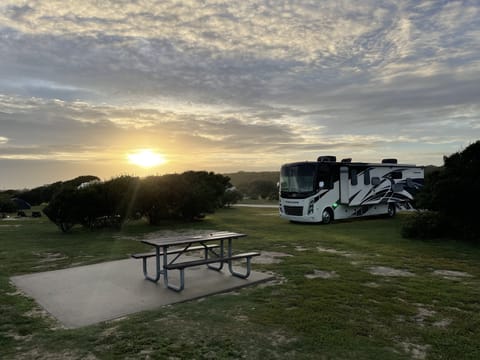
<box><xmin>225</xmin><ymin>171</ymin><xmax>279</xmax><ymax>200</ymax></box>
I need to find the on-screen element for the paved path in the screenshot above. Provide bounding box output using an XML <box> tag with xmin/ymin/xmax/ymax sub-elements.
<box><xmin>234</xmin><ymin>204</ymin><xmax>278</xmax><ymax>208</ymax></box>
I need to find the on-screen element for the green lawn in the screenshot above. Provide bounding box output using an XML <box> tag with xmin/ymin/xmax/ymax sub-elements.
<box><xmin>1</xmin><ymin>208</ymin><xmax>479</xmax><ymax>359</ymax></box>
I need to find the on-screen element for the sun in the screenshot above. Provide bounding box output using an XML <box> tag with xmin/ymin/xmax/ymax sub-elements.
<box><xmin>127</xmin><ymin>149</ymin><xmax>166</xmax><ymax>168</ymax></box>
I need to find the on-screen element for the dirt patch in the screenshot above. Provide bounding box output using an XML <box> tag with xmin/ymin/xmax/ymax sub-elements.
<box><xmin>234</xmin><ymin>315</ymin><xmax>249</xmax><ymax>322</ymax></box>
<box><xmin>258</xmin><ymin>274</ymin><xmax>287</xmax><ymax>288</ymax></box>
<box><xmin>6</xmin><ymin>289</ymin><xmax>23</xmax><ymax>296</ymax></box>
<box><xmin>294</xmin><ymin>246</ymin><xmax>309</xmax><ymax>252</ymax></box>
<box><xmin>400</xmin><ymin>342</ymin><xmax>430</xmax><ymax>360</ymax></box>
<box><xmin>305</xmin><ymin>270</ymin><xmax>338</xmax><ymax>279</ymax></box>
<box><xmin>317</xmin><ymin>246</ymin><xmax>353</xmax><ymax>257</ymax></box>
<box><xmin>414</xmin><ymin>307</ymin><xmax>436</xmax><ymax>327</ymax></box>
<box><xmin>100</xmin><ymin>325</ymin><xmax>119</xmax><ymax>338</ymax></box>
<box><xmin>15</xmin><ymin>349</ymin><xmax>98</xmax><ymax>360</ymax></box>
<box><xmin>39</xmin><ymin>252</ymin><xmax>68</xmax><ymax>263</ymax></box>
<box><xmin>433</xmin><ymin>318</ymin><xmax>452</xmax><ymax>328</ymax></box>
<box><xmin>253</xmin><ymin>251</ymin><xmax>292</xmax><ymax>264</ymax></box>
<box><xmin>363</xmin><ymin>282</ymin><xmax>380</xmax><ymax>288</ymax></box>
<box><xmin>5</xmin><ymin>331</ymin><xmax>32</xmax><ymax>341</ymax></box>
<box><xmin>368</xmin><ymin>266</ymin><xmax>415</xmax><ymax>277</ymax></box>
<box><xmin>270</xmin><ymin>330</ymin><xmax>297</xmax><ymax>346</ymax></box>
<box><xmin>433</xmin><ymin>270</ymin><xmax>473</xmax><ymax>280</ymax></box>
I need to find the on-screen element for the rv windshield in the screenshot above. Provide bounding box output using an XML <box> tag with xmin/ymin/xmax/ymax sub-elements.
<box><xmin>280</xmin><ymin>163</ymin><xmax>317</xmax><ymax>195</ymax></box>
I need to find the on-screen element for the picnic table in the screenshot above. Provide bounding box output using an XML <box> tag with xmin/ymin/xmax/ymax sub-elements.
<box><xmin>132</xmin><ymin>231</ymin><xmax>260</xmax><ymax>291</ymax></box>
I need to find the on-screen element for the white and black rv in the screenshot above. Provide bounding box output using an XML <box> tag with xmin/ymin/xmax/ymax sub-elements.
<box><xmin>279</xmin><ymin>156</ymin><xmax>424</xmax><ymax>223</ymax></box>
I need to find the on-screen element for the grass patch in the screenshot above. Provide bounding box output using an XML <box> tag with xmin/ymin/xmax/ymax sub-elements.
<box><xmin>1</xmin><ymin>208</ymin><xmax>480</xmax><ymax>359</ymax></box>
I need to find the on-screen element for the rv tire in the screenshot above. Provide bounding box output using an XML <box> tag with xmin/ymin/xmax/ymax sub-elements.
<box><xmin>321</xmin><ymin>208</ymin><xmax>333</xmax><ymax>224</ymax></box>
<box><xmin>387</xmin><ymin>204</ymin><xmax>396</xmax><ymax>218</ymax></box>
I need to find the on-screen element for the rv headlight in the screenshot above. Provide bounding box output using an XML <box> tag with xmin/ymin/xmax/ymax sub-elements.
<box><xmin>308</xmin><ymin>199</ymin><xmax>314</xmax><ymax>214</ymax></box>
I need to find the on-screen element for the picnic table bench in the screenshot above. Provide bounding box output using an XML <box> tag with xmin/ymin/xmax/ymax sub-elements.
<box><xmin>131</xmin><ymin>231</ymin><xmax>260</xmax><ymax>291</ymax></box>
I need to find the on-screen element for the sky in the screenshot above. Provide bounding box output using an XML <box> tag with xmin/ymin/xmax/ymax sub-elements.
<box><xmin>1</xmin><ymin>0</ymin><xmax>480</xmax><ymax>189</ymax></box>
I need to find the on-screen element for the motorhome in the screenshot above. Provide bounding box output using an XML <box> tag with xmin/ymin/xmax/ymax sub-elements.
<box><xmin>279</xmin><ymin>156</ymin><xmax>424</xmax><ymax>223</ymax></box>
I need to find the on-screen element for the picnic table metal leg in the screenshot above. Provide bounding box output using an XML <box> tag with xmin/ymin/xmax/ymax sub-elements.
<box><xmin>227</xmin><ymin>238</ymin><xmax>252</xmax><ymax>279</ymax></box>
<box><xmin>207</xmin><ymin>239</ymin><xmax>224</xmax><ymax>271</ymax></box>
<box><xmin>164</xmin><ymin>269</ymin><xmax>185</xmax><ymax>292</ymax></box>
<box><xmin>162</xmin><ymin>245</ymin><xmax>185</xmax><ymax>291</ymax></box>
<box><xmin>143</xmin><ymin>246</ymin><xmax>162</xmax><ymax>283</ymax></box>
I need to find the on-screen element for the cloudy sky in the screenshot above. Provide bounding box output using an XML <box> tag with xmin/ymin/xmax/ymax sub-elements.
<box><xmin>1</xmin><ymin>0</ymin><xmax>479</xmax><ymax>189</ymax></box>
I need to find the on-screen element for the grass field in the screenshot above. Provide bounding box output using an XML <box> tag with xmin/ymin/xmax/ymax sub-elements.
<box><xmin>1</xmin><ymin>207</ymin><xmax>480</xmax><ymax>359</ymax></box>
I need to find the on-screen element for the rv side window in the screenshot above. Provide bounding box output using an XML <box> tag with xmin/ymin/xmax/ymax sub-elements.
<box><xmin>392</xmin><ymin>171</ymin><xmax>402</xmax><ymax>179</ymax></box>
<box><xmin>318</xmin><ymin>173</ymin><xmax>332</xmax><ymax>189</ymax></box>
<box><xmin>364</xmin><ymin>169</ymin><xmax>370</xmax><ymax>185</ymax></box>
<box><xmin>317</xmin><ymin>165</ymin><xmax>333</xmax><ymax>189</ymax></box>
<box><xmin>350</xmin><ymin>169</ymin><xmax>358</xmax><ymax>186</ymax></box>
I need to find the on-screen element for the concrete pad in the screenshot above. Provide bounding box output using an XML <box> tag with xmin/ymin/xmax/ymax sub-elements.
<box><xmin>11</xmin><ymin>257</ymin><xmax>273</xmax><ymax>328</ymax></box>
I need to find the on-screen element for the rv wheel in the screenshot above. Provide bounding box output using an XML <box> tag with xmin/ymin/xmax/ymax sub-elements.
<box><xmin>321</xmin><ymin>208</ymin><xmax>333</xmax><ymax>224</ymax></box>
<box><xmin>387</xmin><ymin>204</ymin><xmax>396</xmax><ymax>217</ymax></box>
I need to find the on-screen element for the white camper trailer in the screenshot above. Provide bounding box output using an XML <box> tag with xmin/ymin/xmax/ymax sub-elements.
<box><xmin>279</xmin><ymin>156</ymin><xmax>424</xmax><ymax>224</ymax></box>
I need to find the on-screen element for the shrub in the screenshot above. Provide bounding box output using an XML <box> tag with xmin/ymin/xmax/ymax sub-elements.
<box><xmin>43</xmin><ymin>176</ymin><xmax>140</xmax><ymax>232</ymax></box>
<box><xmin>0</xmin><ymin>198</ymin><xmax>16</xmax><ymax>213</ymax></box>
<box><xmin>136</xmin><ymin>172</ymin><xmax>231</xmax><ymax>225</ymax></box>
<box><xmin>401</xmin><ymin>211</ymin><xmax>445</xmax><ymax>239</ymax></box>
<box><xmin>402</xmin><ymin>140</ymin><xmax>480</xmax><ymax>241</ymax></box>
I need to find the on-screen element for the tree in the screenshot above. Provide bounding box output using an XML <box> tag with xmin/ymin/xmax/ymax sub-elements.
<box><xmin>222</xmin><ymin>188</ymin><xmax>243</xmax><ymax>207</ymax></box>
<box><xmin>137</xmin><ymin>174</ymin><xmax>194</xmax><ymax>224</ymax></box>
<box><xmin>17</xmin><ymin>175</ymin><xmax>100</xmax><ymax>205</ymax></box>
<box><xmin>179</xmin><ymin>171</ymin><xmax>231</xmax><ymax>219</ymax></box>
<box><xmin>43</xmin><ymin>176</ymin><xmax>139</xmax><ymax>231</ymax></box>
<box><xmin>43</xmin><ymin>187</ymin><xmax>79</xmax><ymax>232</ymax></box>
<box><xmin>403</xmin><ymin>140</ymin><xmax>480</xmax><ymax>240</ymax></box>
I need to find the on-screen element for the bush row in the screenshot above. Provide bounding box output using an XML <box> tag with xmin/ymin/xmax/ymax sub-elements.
<box><xmin>43</xmin><ymin>171</ymin><xmax>237</xmax><ymax>232</ymax></box>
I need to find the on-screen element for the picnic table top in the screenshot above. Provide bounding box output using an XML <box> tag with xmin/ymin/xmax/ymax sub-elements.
<box><xmin>141</xmin><ymin>231</ymin><xmax>247</xmax><ymax>247</ymax></box>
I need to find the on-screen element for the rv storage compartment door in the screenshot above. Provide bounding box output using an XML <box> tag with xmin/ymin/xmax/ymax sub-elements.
<box><xmin>340</xmin><ymin>166</ymin><xmax>349</xmax><ymax>204</ymax></box>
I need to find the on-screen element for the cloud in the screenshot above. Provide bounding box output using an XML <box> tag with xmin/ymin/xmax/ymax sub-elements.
<box><xmin>0</xmin><ymin>94</ymin><xmax>301</xmax><ymax>160</ymax></box>
<box><xmin>1</xmin><ymin>1</ymin><xmax>480</xmax><ymax>188</ymax></box>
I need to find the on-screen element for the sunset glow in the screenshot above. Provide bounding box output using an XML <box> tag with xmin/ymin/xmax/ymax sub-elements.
<box><xmin>127</xmin><ymin>150</ymin><xmax>166</xmax><ymax>168</ymax></box>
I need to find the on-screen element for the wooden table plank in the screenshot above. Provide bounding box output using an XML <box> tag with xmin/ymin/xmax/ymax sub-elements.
<box><xmin>141</xmin><ymin>231</ymin><xmax>246</xmax><ymax>247</ymax></box>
